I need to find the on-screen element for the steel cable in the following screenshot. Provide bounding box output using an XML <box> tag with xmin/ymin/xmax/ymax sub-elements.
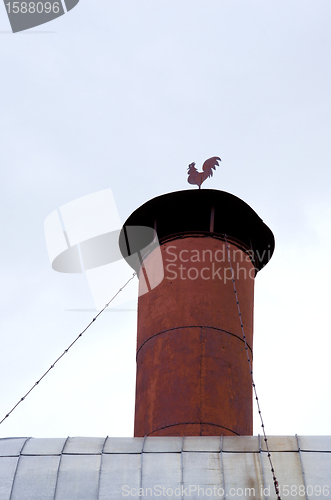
<box><xmin>0</xmin><ymin>272</ymin><xmax>137</xmax><ymax>427</ymax></box>
<box><xmin>224</xmin><ymin>235</ymin><xmax>281</xmax><ymax>500</ymax></box>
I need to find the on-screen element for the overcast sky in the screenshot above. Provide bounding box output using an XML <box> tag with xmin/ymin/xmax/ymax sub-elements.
<box><xmin>0</xmin><ymin>0</ymin><xmax>331</xmax><ymax>439</ymax></box>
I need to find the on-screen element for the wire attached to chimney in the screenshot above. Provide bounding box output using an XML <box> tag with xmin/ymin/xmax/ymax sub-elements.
<box><xmin>224</xmin><ymin>235</ymin><xmax>282</xmax><ymax>500</ymax></box>
<box><xmin>0</xmin><ymin>272</ymin><xmax>137</xmax><ymax>428</ymax></box>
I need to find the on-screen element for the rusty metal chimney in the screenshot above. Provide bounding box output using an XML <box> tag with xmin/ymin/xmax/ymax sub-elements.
<box><xmin>119</xmin><ymin>189</ymin><xmax>274</xmax><ymax>437</ymax></box>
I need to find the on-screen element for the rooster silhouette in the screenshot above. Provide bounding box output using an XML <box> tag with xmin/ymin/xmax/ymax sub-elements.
<box><xmin>187</xmin><ymin>156</ymin><xmax>221</xmax><ymax>189</ymax></box>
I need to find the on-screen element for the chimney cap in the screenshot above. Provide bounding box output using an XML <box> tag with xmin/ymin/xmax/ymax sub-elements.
<box><xmin>119</xmin><ymin>189</ymin><xmax>274</xmax><ymax>271</ymax></box>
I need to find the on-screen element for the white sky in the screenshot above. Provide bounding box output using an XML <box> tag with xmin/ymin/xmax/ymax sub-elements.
<box><xmin>0</xmin><ymin>0</ymin><xmax>330</xmax><ymax>438</ymax></box>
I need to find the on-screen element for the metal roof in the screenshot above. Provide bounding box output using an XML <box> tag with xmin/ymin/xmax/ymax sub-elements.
<box><xmin>0</xmin><ymin>436</ymin><xmax>330</xmax><ymax>500</ymax></box>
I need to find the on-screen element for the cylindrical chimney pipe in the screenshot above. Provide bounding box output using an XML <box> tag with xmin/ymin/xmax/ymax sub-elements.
<box><xmin>120</xmin><ymin>190</ymin><xmax>274</xmax><ymax>437</ymax></box>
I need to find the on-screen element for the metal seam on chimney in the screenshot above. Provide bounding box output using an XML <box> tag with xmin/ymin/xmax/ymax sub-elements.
<box><xmin>199</xmin><ymin>327</ymin><xmax>204</xmax><ymax>436</ymax></box>
<box><xmin>146</xmin><ymin>422</ymin><xmax>240</xmax><ymax>437</ymax></box>
<box><xmin>135</xmin><ymin>325</ymin><xmax>253</xmax><ymax>360</ymax></box>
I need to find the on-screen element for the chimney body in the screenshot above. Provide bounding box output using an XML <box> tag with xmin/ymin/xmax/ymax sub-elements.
<box><xmin>120</xmin><ymin>190</ymin><xmax>274</xmax><ymax>437</ymax></box>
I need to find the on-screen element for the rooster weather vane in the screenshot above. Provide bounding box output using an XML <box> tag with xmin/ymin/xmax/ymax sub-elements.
<box><xmin>187</xmin><ymin>156</ymin><xmax>221</xmax><ymax>189</ymax></box>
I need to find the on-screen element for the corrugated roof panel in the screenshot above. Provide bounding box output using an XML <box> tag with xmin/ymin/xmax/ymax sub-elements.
<box><xmin>183</xmin><ymin>452</ymin><xmax>223</xmax><ymax>500</ymax></box>
<box><xmin>222</xmin><ymin>452</ymin><xmax>263</xmax><ymax>500</ymax></box>
<box><xmin>299</xmin><ymin>436</ymin><xmax>331</xmax><ymax>452</ymax></box>
<box><xmin>300</xmin><ymin>451</ymin><xmax>331</xmax><ymax>498</ymax></box>
<box><xmin>21</xmin><ymin>437</ymin><xmax>66</xmax><ymax>456</ymax></box>
<box><xmin>10</xmin><ymin>455</ymin><xmax>59</xmax><ymax>500</ymax></box>
<box><xmin>98</xmin><ymin>453</ymin><xmax>140</xmax><ymax>500</ymax></box>
<box><xmin>63</xmin><ymin>436</ymin><xmax>105</xmax><ymax>455</ymax></box>
<box><xmin>222</xmin><ymin>436</ymin><xmax>259</xmax><ymax>452</ymax></box>
<box><xmin>0</xmin><ymin>436</ymin><xmax>330</xmax><ymax>500</ymax></box>
<box><xmin>183</xmin><ymin>436</ymin><xmax>221</xmax><ymax>452</ymax></box>
<box><xmin>142</xmin><ymin>453</ymin><xmax>181</xmax><ymax>493</ymax></box>
<box><xmin>55</xmin><ymin>454</ymin><xmax>101</xmax><ymax>500</ymax></box>
<box><xmin>261</xmin><ymin>452</ymin><xmax>304</xmax><ymax>500</ymax></box>
<box><xmin>0</xmin><ymin>456</ymin><xmax>19</xmax><ymax>500</ymax></box>
<box><xmin>261</xmin><ymin>436</ymin><xmax>298</xmax><ymax>452</ymax></box>
<box><xmin>144</xmin><ymin>436</ymin><xmax>182</xmax><ymax>453</ymax></box>
<box><xmin>0</xmin><ymin>437</ymin><xmax>27</xmax><ymax>457</ymax></box>
<box><xmin>103</xmin><ymin>437</ymin><xmax>144</xmax><ymax>454</ymax></box>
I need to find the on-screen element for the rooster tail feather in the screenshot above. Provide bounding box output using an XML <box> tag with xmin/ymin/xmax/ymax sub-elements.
<box><xmin>202</xmin><ymin>156</ymin><xmax>221</xmax><ymax>173</ymax></box>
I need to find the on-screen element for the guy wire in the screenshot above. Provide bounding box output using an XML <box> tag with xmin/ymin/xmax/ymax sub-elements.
<box><xmin>224</xmin><ymin>235</ymin><xmax>281</xmax><ymax>500</ymax></box>
<box><xmin>0</xmin><ymin>272</ymin><xmax>137</xmax><ymax>427</ymax></box>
